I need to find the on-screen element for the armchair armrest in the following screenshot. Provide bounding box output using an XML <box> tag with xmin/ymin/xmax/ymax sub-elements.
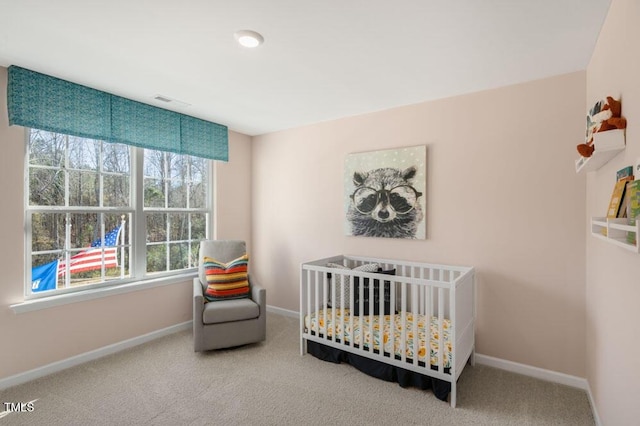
<box><xmin>193</xmin><ymin>278</ymin><xmax>205</xmax><ymax>317</ymax></box>
<box><xmin>251</xmin><ymin>285</ymin><xmax>266</xmax><ymax>308</ymax></box>
<box><xmin>249</xmin><ymin>275</ymin><xmax>266</xmax><ymax>311</ymax></box>
<box><xmin>193</xmin><ymin>278</ymin><xmax>205</xmax><ymax>352</ymax></box>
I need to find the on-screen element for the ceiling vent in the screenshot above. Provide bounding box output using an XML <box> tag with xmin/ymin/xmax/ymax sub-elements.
<box><xmin>152</xmin><ymin>94</ymin><xmax>191</xmax><ymax>108</ymax></box>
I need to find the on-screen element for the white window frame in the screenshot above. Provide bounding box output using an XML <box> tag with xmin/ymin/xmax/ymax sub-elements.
<box><xmin>20</xmin><ymin>128</ymin><xmax>213</xmax><ymax>307</ymax></box>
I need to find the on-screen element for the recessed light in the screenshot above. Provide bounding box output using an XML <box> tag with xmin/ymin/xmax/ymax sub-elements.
<box><xmin>234</xmin><ymin>30</ymin><xmax>264</xmax><ymax>48</ymax></box>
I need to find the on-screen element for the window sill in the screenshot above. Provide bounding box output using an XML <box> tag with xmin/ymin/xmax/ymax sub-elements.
<box><xmin>10</xmin><ymin>272</ymin><xmax>197</xmax><ymax>314</ymax></box>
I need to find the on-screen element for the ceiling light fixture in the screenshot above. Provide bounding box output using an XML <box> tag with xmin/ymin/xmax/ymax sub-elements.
<box><xmin>234</xmin><ymin>30</ymin><xmax>264</xmax><ymax>48</ymax></box>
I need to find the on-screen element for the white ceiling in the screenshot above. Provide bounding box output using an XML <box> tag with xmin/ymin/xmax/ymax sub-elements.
<box><xmin>0</xmin><ymin>0</ymin><xmax>611</xmax><ymax>136</ymax></box>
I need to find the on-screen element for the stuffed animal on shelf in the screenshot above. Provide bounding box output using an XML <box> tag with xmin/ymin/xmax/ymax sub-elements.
<box><xmin>577</xmin><ymin>96</ymin><xmax>627</xmax><ymax>158</ymax></box>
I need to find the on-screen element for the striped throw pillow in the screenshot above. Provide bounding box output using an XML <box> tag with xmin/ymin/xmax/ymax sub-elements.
<box><xmin>203</xmin><ymin>254</ymin><xmax>250</xmax><ymax>302</ymax></box>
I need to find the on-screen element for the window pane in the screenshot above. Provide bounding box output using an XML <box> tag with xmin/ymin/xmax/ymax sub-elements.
<box><xmin>103</xmin><ymin>175</ymin><xmax>130</xmax><ymax>207</ymax></box>
<box><xmin>146</xmin><ymin>244</ymin><xmax>167</xmax><ymax>273</ymax></box>
<box><xmin>31</xmin><ymin>213</ymin><xmax>65</xmax><ymax>252</ymax></box>
<box><xmin>102</xmin><ymin>143</ymin><xmax>130</xmax><ymax>173</ymax></box>
<box><xmin>187</xmin><ymin>156</ymin><xmax>207</xmax><ymax>208</ymax></box>
<box><xmin>192</xmin><ymin>242</ymin><xmax>201</xmax><ymax>268</ymax></box>
<box><xmin>31</xmin><ymin>253</ymin><xmax>61</xmax><ymax>293</ymax></box>
<box><xmin>68</xmin><ymin>137</ymin><xmax>100</xmax><ymax>171</ymax></box>
<box><xmin>68</xmin><ymin>213</ymin><xmax>99</xmax><ymax>249</ymax></box>
<box><xmin>168</xmin><ymin>180</ymin><xmax>186</xmax><ymax>208</ymax></box>
<box><xmin>68</xmin><ymin>170</ymin><xmax>99</xmax><ymax>206</ymax></box>
<box><xmin>143</xmin><ymin>150</ymin><xmax>164</xmax><ymax>178</ymax></box>
<box><xmin>29</xmin><ymin>130</ymin><xmax>65</xmax><ymax>167</ymax></box>
<box><xmin>169</xmin><ymin>242</ymin><xmax>190</xmax><ymax>270</ymax></box>
<box><xmin>189</xmin><ymin>181</ymin><xmax>206</xmax><ymax>209</ymax></box>
<box><xmin>144</xmin><ymin>178</ymin><xmax>165</xmax><ymax>207</ymax></box>
<box><xmin>169</xmin><ymin>213</ymin><xmax>189</xmax><ymax>241</ymax></box>
<box><xmin>191</xmin><ymin>213</ymin><xmax>207</xmax><ymax>241</ymax></box>
<box><xmin>29</xmin><ymin>168</ymin><xmax>64</xmax><ymax>206</ymax></box>
<box><xmin>104</xmin><ymin>247</ymin><xmax>130</xmax><ymax>281</ymax></box>
<box><xmin>190</xmin><ymin>157</ymin><xmax>207</xmax><ymax>182</ymax></box>
<box><xmin>169</xmin><ymin>154</ymin><xmax>185</xmax><ymax>179</ymax></box>
<box><xmin>146</xmin><ymin>213</ymin><xmax>167</xmax><ymax>242</ymax></box>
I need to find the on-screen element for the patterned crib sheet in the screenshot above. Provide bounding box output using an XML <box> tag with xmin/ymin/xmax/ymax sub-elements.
<box><xmin>304</xmin><ymin>308</ymin><xmax>452</xmax><ymax>369</ymax></box>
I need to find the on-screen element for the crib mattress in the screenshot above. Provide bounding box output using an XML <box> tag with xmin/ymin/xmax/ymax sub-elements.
<box><xmin>304</xmin><ymin>308</ymin><xmax>452</xmax><ymax>369</ymax></box>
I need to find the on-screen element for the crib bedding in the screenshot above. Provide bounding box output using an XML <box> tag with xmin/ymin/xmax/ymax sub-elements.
<box><xmin>304</xmin><ymin>308</ymin><xmax>452</xmax><ymax>369</ymax></box>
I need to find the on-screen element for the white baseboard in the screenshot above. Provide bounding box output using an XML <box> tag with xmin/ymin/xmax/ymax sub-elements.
<box><xmin>585</xmin><ymin>382</ymin><xmax>602</xmax><ymax>426</ymax></box>
<box><xmin>267</xmin><ymin>304</ymin><xmax>299</xmax><ymax>318</ymax></box>
<box><xmin>0</xmin><ymin>321</ymin><xmax>192</xmax><ymax>391</ymax></box>
<box><xmin>474</xmin><ymin>353</ymin><xmax>588</xmax><ymax>390</ymax></box>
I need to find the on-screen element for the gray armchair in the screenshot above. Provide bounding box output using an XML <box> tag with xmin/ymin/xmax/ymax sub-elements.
<box><xmin>193</xmin><ymin>240</ymin><xmax>266</xmax><ymax>352</ymax></box>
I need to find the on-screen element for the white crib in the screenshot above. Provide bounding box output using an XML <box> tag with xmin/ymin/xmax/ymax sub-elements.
<box><xmin>300</xmin><ymin>255</ymin><xmax>475</xmax><ymax>407</ymax></box>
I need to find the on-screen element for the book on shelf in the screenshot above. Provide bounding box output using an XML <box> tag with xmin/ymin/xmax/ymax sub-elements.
<box><xmin>616</xmin><ymin>165</ymin><xmax>634</xmax><ymax>181</ymax></box>
<box><xmin>615</xmin><ymin>167</ymin><xmax>634</xmax><ymax>220</ymax></box>
<box><xmin>626</xmin><ymin>180</ymin><xmax>640</xmax><ymax>244</ymax></box>
<box><xmin>619</xmin><ymin>187</ymin><xmax>630</xmax><ymax>218</ymax></box>
<box><xmin>607</xmin><ymin>176</ymin><xmax>634</xmax><ymax>219</ymax></box>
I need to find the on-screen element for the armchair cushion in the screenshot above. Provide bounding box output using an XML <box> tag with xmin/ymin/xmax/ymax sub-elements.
<box><xmin>203</xmin><ymin>298</ymin><xmax>260</xmax><ymax>324</ymax></box>
<box><xmin>203</xmin><ymin>254</ymin><xmax>250</xmax><ymax>302</ymax></box>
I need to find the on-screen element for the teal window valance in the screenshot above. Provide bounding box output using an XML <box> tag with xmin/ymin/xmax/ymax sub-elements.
<box><xmin>7</xmin><ymin>65</ymin><xmax>228</xmax><ymax>161</ymax></box>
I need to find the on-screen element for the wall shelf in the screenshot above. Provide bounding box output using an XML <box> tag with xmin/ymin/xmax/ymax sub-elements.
<box><xmin>591</xmin><ymin>217</ymin><xmax>640</xmax><ymax>252</ymax></box>
<box><xmin>575</xmin><ymin>129</ymin><xmax>626</xmax><ymax>173</ymax></box>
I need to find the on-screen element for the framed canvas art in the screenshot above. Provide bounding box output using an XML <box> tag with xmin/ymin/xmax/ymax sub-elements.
<box><xmin>344</xmin><ymin>145</ymin><xmax>426</xmax><ymax>239</ymax></box>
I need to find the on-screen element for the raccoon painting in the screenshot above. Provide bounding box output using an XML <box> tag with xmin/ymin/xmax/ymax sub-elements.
<box><xmin>347</xmin><ymin>166</ymin><xmax>424</xmax><ymax>238</ymax></box>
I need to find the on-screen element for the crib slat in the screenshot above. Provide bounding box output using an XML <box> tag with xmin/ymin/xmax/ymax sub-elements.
<box><xmin>359</xmin><ymin>278</ymin><xmax>364</xmax><ymax>351</ymax></box>
<box><xmin>314</xmin><ymin>270</ymin><xmax>319</xmax><ymax>336</ymax></box>
<box><xmin>389</xmin><ymin>280</ymin><xmax>396</xmax><ymax>362</ymax></box>
<box><xmin>332</xmin><ymin>272</ymin><xmax>337</xmax><ymax>342</ymax></box>
<box><xmin>307</xmin><ymin>270</ymin><xmax>312</xmax><ymax>335</ymax></box>
<box><xmin>378</xmin><ymin>270</ymin><xmax>385</xmax><ymax>357</ymax></box>
<box><xmin>419</xmin><ymin>267</ymin><xmax>425</xmax><ymax>314</ymax></box>
<box><xmin>342</xmin><ymin>274</ymin><xmax>350</xmax><ymax>345</ymax></box>
<box><xmin>438</xmin><ymin>286</ymin><xmax>445</xmax><ymax>371</ymax></box>
<box><xmin>323</xmin><ymin>271</ymin><xmax>328</xmax><ymax>341</ymax></box>
<box><xmin>401</xmin><ymin>281</ymin><xmax>407</xmax><ymax>363</ymax></box>
<box><xmin>424</xmin><ymin>276</ymin><xmax>431</xmax><ymax>369</ymax></box>
<box><xmin>349</xmin><ymin>276</ymin><xmax>354</xmax><ymax>348</ymax></box>
<box><xmin>369</xmin><ymin>274</ymin><xmax>374</xmax><ymax>354</ymax></box>
<box><xmin>411</xmin><ymin>283</ymin><xmax>418</xmax><ymax>365</ymax></box>
<box><xmin>419</xmin><ymin>267</ymin><xmax>425</xmax><ymax>366</ymax></box>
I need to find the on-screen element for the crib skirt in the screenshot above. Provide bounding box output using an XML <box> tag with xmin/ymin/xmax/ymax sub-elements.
<box><xmin>306</xmin><ymin>340</ymin><xmax>451</xmax><ymax>401</ymax></box>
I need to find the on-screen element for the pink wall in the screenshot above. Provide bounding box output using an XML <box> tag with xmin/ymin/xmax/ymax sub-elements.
<box><xmin>252</xmin><ymin>72</ymin><xmax>588</xmax><ymax>377</ymax></box>
<box><xmin>0</xmin><ymin>66</ymin><xmax>252</xmax><ymax>380</ymax></box>
<box><xmin>586</xmin><ymin>0</ymin><xmax>640</xmax><ymax>424</ymax></box>
<box><xmin>215</xmin><ymin>131</ymin><xmax>252</xmax><ymax>250</ymax></box>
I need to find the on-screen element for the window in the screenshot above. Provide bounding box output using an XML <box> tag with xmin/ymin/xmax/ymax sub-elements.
<box><xmin>143</xmin><ymin>150</ymin><xmax>209</xmax><ymax>274</ymax></box>
<box><xmin>26</xmin><ymin>129</ymin><xmax>211</xmax><ymax>297</ymax></box>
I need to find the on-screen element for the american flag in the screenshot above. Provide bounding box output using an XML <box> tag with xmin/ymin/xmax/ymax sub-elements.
<box><xmin>58</xmin><ymin>226</ymin><xmax>122</xmax><ymax>275</ymax></box>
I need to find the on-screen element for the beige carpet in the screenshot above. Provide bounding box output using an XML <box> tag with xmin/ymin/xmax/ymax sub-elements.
<box><xmin>0</xmin><ymin>313</ymin><xmax>594</xmax><ymax>425</ymax></box>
